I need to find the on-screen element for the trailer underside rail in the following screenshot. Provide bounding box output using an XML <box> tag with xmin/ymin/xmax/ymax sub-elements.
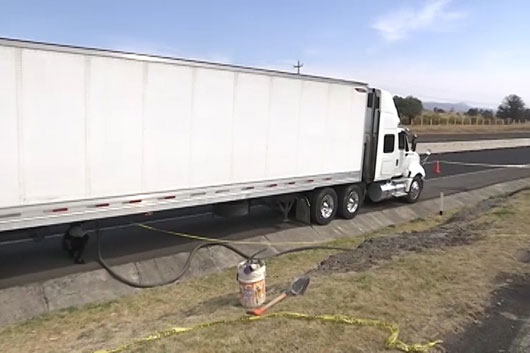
<box><xmin>0</xmin><ymin>171</ymin><xmax>360</xmax><ymax>232</ymax></box>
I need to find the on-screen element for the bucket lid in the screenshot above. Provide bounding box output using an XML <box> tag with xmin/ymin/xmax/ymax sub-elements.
<box><xmin>238</xmin><ymin>259</ymin><xmax>266</xmax><ymax>281</ymax></box>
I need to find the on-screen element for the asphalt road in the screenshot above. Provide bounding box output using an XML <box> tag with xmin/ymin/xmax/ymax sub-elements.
<box><xmin>1</xmin><ymin>146</ymin><xmax>529</xmax><ymax>289</ymax></box>
<box><xmin>420</xmin><ymin>132</ymin><xmax>530</xmax><ymax>142</ymax></box>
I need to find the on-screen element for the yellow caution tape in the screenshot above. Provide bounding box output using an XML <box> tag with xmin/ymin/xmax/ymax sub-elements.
<box><xmin>137</xmin><ymin>223</ymin><xmax>330</xmax><ymax>246</ymax></box>
<box><xmin>93</xmin><ymin>311</ymin><xmax>442</xmax><ymax>353</ymax></box>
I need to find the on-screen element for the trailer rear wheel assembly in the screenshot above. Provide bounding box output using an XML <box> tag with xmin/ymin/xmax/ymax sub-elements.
<box><xmin>337</xmin><ymin>185</ymin><xmax>363</xmax><ymax>219</ymax></box>
<box><xmin>310</xmin><ymin>187</ymin><xmax>338</xmax><ymax>225</ymax></box>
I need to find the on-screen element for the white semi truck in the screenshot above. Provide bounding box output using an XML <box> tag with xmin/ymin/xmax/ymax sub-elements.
<box><xmin>0</xmin><ymin>38</ymin><xmax>426</xmax><ymax>234</ymax></box>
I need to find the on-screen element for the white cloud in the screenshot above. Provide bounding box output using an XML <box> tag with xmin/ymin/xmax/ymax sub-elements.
<box><xmin>372</xmin><ymin>0</ymin><xmax>466</xmax><ymax>41</ymax></box>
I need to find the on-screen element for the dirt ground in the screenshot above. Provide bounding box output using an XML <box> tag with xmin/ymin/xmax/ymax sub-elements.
<box><xmin>443</xmin><ymin>273</ymin><xmax>530</xmax><ymax>353</ymax></box>
<box><xmin>0</xmin><ymin>190</ymin><xmax>529</xmax><ymax>353</ymax></box>
<box><xmin>313</xmin><ymin>202</ymin><xmax>490</xmax><ymax>274</ymax></box>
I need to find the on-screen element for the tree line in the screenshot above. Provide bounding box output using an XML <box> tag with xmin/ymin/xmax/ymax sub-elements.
<box><xmin>393</xmin><ymin>94</ymin><xmax>530</xmax><ymax>124</ymax></box>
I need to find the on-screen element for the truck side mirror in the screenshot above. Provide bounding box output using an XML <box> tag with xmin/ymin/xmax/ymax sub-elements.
<box><xmin>411</xmin><ymin>134</ymin><xmax>418</xmax><ymax>151</ymax></box>
<box><xmin>421</xmin><ymin>149</ymin><xmax>432</xmax><ymax>165</ymax></box>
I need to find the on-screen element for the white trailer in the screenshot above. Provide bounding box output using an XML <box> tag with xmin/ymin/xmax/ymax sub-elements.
<box><xmin>0</xmin><ymin>38</ymin><xmax>426</xmax><ymax>233</ymax></box>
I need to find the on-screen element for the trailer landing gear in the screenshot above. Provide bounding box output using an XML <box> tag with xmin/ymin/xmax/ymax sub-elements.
<box><xmin>276</xmin><ymin>196</ymin><xmax>296</xmax><ymax>221</ymax></box>
<box><xmin>272</xmin><ymin>196</ymin><xmax>311</xmax><ymax>224</ymax></box>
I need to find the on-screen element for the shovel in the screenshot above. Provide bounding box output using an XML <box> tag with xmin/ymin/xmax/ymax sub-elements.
<box><xmin>247</xmin><ymin>276</ymin><xmax>310</xmax><ymax>316</ymax></box>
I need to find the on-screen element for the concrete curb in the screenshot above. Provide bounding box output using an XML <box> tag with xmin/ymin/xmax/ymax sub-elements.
<box><xmin>1</xmin><ymin>177</ymin><xmax>530</xmax><ymax>327</ymax></box>
<box><xmin>418</xmin><ymin>138</ymin><xmax>530</xmax><ymax>154</ymax></box>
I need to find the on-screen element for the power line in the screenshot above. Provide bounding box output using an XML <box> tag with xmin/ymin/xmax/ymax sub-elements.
<box><xmin>293</xmin><ymin>60</ymin><xmax>303</xmax><ymax>74</ymax></box>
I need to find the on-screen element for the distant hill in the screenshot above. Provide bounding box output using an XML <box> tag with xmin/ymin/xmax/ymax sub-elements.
<box><xmin>423</xmin><ymin>101</ymin><xmax>472</xmax><ymax>113</ymax></box>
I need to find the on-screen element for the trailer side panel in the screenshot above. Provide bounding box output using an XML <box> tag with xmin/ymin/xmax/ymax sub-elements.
<box><xmin>0</xmin><ymin>40</ymin><xmax>368</xmax><ymax>231</ymax></box>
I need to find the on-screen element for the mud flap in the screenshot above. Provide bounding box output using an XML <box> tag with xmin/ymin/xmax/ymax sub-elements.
<box><xmin>295</xmin><ymin>196</ymin><xmax>311</xmax><ymax>225</ymax></box>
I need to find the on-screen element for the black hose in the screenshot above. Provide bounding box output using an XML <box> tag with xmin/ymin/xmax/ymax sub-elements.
<box><xmin>96</xmin><ymin>230</ymin><xmax>352</xmax><ymax>289</ymax></box>
<box><xmin>97</xmin><ymin>230</ymin><xmax>253</xmax><ymax>288</ymax></box>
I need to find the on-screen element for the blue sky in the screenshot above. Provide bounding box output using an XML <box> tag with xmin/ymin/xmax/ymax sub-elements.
<box><xmin>1</xmin><ymin>0</ymin><xmax>529</xmax><ymax>108</ymax></box>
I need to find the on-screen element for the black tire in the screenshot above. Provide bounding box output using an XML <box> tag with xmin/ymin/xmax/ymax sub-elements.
<box><xmin>405</xmin><ymin>175</ymin><xmax>423</xmax><ymax>203</ymax></box>
<box><xmin>310</xmin><ymin>187</ymin><xmax>338</xmax><ymax>225</ymax></box>
<box><xmin>337</xmin><ymin>184</ymin><xmax>363</xmax><ymax>219</ymax></box>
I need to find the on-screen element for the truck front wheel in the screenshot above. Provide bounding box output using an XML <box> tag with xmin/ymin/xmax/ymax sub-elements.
<box><xmin>337</xmin><ymin>185</ymin><xmax>363</xmax><ymax>219</ymax></box>
<box><xmin>310</xmin><ymin>187</ymin><xmax>338</xmax><ymax>225</ymax></box>
<box><xmin>405</xmin><ymin>175</ymin><xmax>423</xmax><ymax>203</ymax></box>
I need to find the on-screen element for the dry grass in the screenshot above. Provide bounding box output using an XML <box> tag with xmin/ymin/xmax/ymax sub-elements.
<box><xmin>1</xmin><ymin>193</ymin><xmax>529</xmax><ymax>353</ymax></box>
<box><xmin>408</xmin><ymin>123</ymin><xmax>530</xmax><ymax>134</ymax></box>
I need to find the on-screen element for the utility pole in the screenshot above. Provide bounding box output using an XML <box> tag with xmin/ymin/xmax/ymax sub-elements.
<box><xmin>293</xmin><ymin>60</ymin><xmax>303</xmax><ymax>74</ymax></box>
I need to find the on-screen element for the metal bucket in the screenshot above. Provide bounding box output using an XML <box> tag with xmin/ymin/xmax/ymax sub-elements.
<box><xmin>237</xmin><ymin>259</ymin><xmax>266</xmax><ymax>308</ymax></box>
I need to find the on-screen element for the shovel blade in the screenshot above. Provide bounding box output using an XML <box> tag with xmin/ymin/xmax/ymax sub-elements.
<box><xmin>289</xmin><ymin>276</ymin><xmax>310</xmax><ymax>296</ymax></box>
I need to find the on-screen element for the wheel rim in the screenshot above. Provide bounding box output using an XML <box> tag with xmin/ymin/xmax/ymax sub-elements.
<box><xmin>346</xmin><ymin>191</ymin><xmax>360</xmax><ymax>214</ymax></box>
<box><xmin>410</xmin><ymin>180</ymin><xmax>421</xmax><ymax>200</ymax></box>
<box><xmin>320</xmin><ymin>195</ymin><xmax>335</xmax><ymax>219</ymax></box>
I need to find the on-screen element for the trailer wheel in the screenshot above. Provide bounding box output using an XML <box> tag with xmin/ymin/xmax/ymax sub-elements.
<box><xmin>337</xmin><ymin>185</ymin><xmax>363</xmax><ymax>219</ymax></box>
<box><xmin>405</xmin><ymin>175</ymin><xmax>423</xmax><ymax>203</ymax></box>
<box><xmin>310</xmin><ymin>187</ymin><xmax>338</xmax><ymax>225</ymax></box>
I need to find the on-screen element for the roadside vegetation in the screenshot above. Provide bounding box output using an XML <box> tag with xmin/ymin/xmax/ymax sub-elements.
<box><xmin>0</xmin><ymin>191</ymin><xmax>529</xmax><ymax>353</ymax></box>
<box><xmin>409</xmin><ymin>121</ymin><xmax>530</xmax><ymax>135</ymax></box>
<box><xmin>394</xmin><ymin>93</ymin><xmax>530</xmax><ymax>129</ymax></box>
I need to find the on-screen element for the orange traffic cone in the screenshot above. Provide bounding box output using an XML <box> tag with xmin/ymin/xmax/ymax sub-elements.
<box><xmin>434</xmin><ymin>160</ymin><xmax>441</xmax><ymax>174</ymax></box>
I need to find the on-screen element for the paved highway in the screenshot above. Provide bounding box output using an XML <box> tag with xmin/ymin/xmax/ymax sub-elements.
<box><xmin>0</xmin><ymin>146</ymin><xmax>529</xmax><ymax>289</ymax></box>
<box><xmin>420</xmin><ymin>131</ymin><xmax>530</xmax><ymax>142</ymax></box>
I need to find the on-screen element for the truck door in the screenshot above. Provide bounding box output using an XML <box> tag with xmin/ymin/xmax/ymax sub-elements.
<box><xmin>397</xmin><ymin>131</ymin><xmax>408</xmax><ymax>176</ymax></box>
<box><xmin>380</xmin><ymin>132</ymin><xmax>401</xmax><ymax>178</ymax></box>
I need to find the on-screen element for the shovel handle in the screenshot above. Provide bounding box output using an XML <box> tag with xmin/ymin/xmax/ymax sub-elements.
<box><xmin>247</xmin><ymin>292</ymin><xmax>287</xmax><ymax>316</ymax></box>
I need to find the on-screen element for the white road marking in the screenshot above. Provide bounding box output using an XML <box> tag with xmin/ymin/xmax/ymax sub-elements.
<box><xmin>424</xmin><ymin>167</ymin><xmax>519</xmax><ymax>182</ymax></box>
<box><xmin>418</xmin><ymin>138</ymin><xmax>530</xmax><ymax>154</ymax></box>
<box><xmin>425</xmin><ymin>160</ymin><xmax>530</xmax><ymax>169</ymax></box>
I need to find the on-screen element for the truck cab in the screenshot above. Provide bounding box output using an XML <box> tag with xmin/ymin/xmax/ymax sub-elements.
<box><xmin>364</xmin><ymin>90</ymin><xmax>426</xmax><ymax>203</ymax></box>
<box><xmin>379</xmin><ymin>127</ymin><xmax>423</xmax><ymax>180</ymax></box>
